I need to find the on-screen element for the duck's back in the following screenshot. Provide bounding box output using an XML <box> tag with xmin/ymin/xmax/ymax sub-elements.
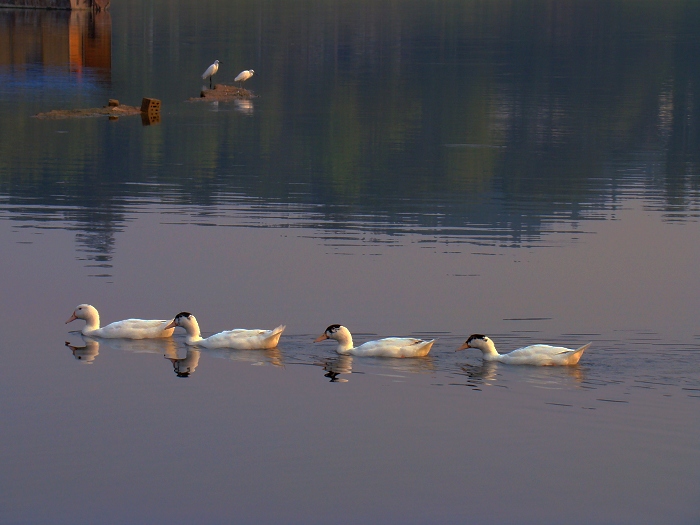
<box><xmin>499</xmin><ymin>343</ymin><xmax>588</xmax><ymax>365</ymax></box>
<box><xmin>352</xmin><ymin>337</ymin><xmax>433</xmax><ymax>357</ymax></box>
<box><xmin>93</xmin><ymin>319</ymin><xmax>173</xmax><ymax>339</ymax></box>
<box><xmin>202</xmin><ymin>325</ymin><xmax>285</xmax><ymax>349</ymax></box>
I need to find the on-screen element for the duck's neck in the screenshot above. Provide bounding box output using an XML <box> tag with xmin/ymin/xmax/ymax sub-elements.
<box><xmin>334</xmin><ymin>329</ymin><xmax>354</xmax><ymax>354</ymax></box>
<box><xmin>478</xmin><ymin>340</ymin><xmax>501</xmax><ymax>361</ymax></box>
<box><xmin>81</xmin><ymin>311</ymin><xmax>101</xmax><ymax>334</ymax></box>
<box><xmin>182</xmin><ymin>317</ymin><xmax>204</xmax><ymax>345</ymax></box>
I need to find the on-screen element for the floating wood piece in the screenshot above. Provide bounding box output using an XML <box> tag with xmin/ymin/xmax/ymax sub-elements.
<box><xmin>34</xmin><ymin>105</ymin><xmax>141</xmax><ymax>119</ymax></box>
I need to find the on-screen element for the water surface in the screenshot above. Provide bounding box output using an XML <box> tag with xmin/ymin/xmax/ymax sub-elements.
<box><xmin>1</xmin><ymin>1</ymin><xmax>699</xmax><ymax>524</ymax></box>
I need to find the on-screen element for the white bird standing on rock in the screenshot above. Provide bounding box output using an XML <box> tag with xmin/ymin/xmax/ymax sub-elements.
<box><xmin>234</xmin><ymin>69</ymin><xmax>254</xmax><ymax>88</ymax></box>
<box><xmin>456</xmin><ymin>334</ymin><xmax>590</xmax><ymax>366</ymax></box>
<box><xmin>202</xmin><ymin>60</ymin><xmax>220</xmax><ymax>88</ymax></box>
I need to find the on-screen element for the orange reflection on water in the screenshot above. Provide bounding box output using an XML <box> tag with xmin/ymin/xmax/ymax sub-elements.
<box><xmin>68</xmin><ymin>10</ymin><xmax>111</xmax><ymax>76</ymax></box>
<box><xmin>0</xmin><ymin>9</ymin><xmax>110</xmax><ymax>81</ymax></box>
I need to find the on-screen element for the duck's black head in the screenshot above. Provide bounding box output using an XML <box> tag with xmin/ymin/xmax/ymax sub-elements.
<box><xmin>172</xmin><ymin>312</ymin><xmax>193</xmax><ymax>326</ymax></box>
<box><xmin>325</xmin><ymin>324</ymin><xmax>342</xmax><ymax>335</ymax></box>
<box><xmin>466</xmin><ymin>334</ymin><xmax>488</xmax><ymax>345</ymax></box>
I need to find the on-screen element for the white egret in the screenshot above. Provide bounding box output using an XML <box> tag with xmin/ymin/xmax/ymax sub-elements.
<box><xmin>234</xmin><ymin>69</ymin><xmax>254</xmax><ymax>88</ymax></box>
<box><xmin>202</xmin><ymin>60</ymin><xmax>220</xmax><ymax>88</ymax></box>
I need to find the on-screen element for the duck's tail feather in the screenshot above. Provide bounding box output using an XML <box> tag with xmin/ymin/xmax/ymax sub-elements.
<box><xmin>265</xmin><ymin>325</ymin><xmax>286</xmax><ymax>347</ymax></box>
<box><xmin>568</xmin><ymin>342</ymin><xmax>591</xmax><ymax>364</ymax></box>
<box><xmin>270</xmin><ymin>325</ymin><xmax>286</xmax><ymax>335</ymax></box>
<box><xmin>414</xmin><ymin>339</ymin><xmax>435</xmax><ymax>357</ymax></box>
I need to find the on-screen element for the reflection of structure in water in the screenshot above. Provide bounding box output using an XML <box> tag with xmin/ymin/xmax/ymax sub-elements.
<box><xmin>141</xmin><ymin>111</ymin><xmax>161</xmax><ymax>126</ymax></box>
<box><xmin>0</xmin><ymin>8</ymin><xmax>111</xmax><ymax>82</ymax></box>
<box><xmin>0</xmin><ymin>0</ymin><xmax>108</xmax><ymax>8</ymax></box>
<box><xmin>75</xmin><ymin>226</ymin><xmax>116</xmax><ymax>273</ymax></box>
<box><xmin>234</xmin><ymin>98</ymin><xmax>254</xmax><ymax>116</ymax></box>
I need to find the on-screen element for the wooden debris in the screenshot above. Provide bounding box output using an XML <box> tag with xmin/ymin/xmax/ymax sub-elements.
<box><xmin>33</xmin><ymin>105</ymin><xmax>141</xmax><ymax>119</ymax></box>
<box><xmin>33</xmin><ymin>97</ymin><xmax>163</xmax><ymax>121</ymax></box>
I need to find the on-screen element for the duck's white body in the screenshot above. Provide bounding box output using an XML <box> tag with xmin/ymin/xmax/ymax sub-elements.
<box><xmin>165</xmin><ymin>312</ymin><xmax>285</xmax><ymax>349</ymax></box>
<box><xmin>458</xmin><ymin>334</ymin><xmax>590</xmax><ymax>366</ymax></box>
<box><xmin>66</xmin><ymin>304</ymin><xmax>174</xmax><ymax>339</ymax></box>
<box><xmin>315</xmin><ymin>324</ymin><xmax>434</xmax><ymax>358</ymax></box>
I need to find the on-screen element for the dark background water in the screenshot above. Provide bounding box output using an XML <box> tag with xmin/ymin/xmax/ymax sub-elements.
<box><xmin>2</xmin><ymin>1</ymin><xmax>700</xmax><ymax>256</ymax></box>
<box><xmin>0</xmin><ymin>2</ymin><xmax>699</xmax><ymax>524</ymax></box>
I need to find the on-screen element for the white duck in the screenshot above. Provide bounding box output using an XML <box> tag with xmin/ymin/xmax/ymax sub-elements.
<box><xmin>66</xmin><ymin>304</ymin><xmax>175</xmax><ymax>339</ymax></box>
<box><xmin>314</xmin><ymin>324</ymin><xmax>434</xmax><ymax>358</ymax></box>
<box><xmin>164</xmin><ymin>312</ymin><xmax>285</xmax><ymax>349</ymax></box>
<box><xmin>457</xmin><ymin>334</ymin><xmax>590</xmax><ymax>366</ymax></box>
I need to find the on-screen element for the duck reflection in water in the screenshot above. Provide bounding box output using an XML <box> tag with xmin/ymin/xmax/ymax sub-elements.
<box><xmin>318</xmin><ymin>354</ymin><xmax>437</xmax><ymax>382</ymax></box>
<box><xmin>63</xmin><ymin>336</ymin><xmax>178</xmax><ymax>364</ymax></box>
<box><xmin>459</xmin><ymin>361</ymin><xmax>499</xmax><ymax>386</ymax></box>
<box><xmin>321</xmin><ymin>355</ymin><xmax>354</xmax><ymax>382</ymax></box>
<box><xmin>525</xmin><ymin>363</ymin><xmax>586</xmax><ymax>386</ymax></box>
<box><xmin>201</xmin><ymin>347</ymin><xmax>285</xmax><ymax>368</ymax></box>
<box><xmin>167</xmin><ymin>349</ymin><xmax>201</xmax><ymax>378</ymax></box>
<box><xmin>459</xmin><ymin>359</ymin><xmax>585</xmax><ymax>389</ymax></box>
<box><xmin>65</xmin><ymin>339</ymin><xmax>100</xmax><ymax>364</ymax></box>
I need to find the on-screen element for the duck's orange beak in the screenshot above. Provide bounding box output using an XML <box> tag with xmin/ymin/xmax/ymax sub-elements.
<box><xmin>65</xmin><ymin>313</ymin><xmax>78</xmax><ymax>324</ymax></box>
<box><xmin>163</xmin><ymin>320</ymin><xmax>177</xmax><ymax>330</ymax></box>
<box><xmin>455</xmin><ymin>342</ymin><xmax>471</xmax><ymax>352</ymax></box>
<box><xmin>314</xmin><ymin>333</ymin><xmax>329</xmax><ymax>343</ymax></box>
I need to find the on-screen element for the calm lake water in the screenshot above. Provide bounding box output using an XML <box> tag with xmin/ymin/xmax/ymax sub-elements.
<box><xmin>1</xmin><ymin>1</ymin><xmax>699</xmax><ymax>524</ymax></box>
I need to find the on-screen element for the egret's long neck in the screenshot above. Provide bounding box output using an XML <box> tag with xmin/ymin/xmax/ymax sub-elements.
<box><xmin>183</xmin><ymin>318</ymin><xmax>203</xmax><ymax>344</ymax></box>
<box><xmin>334</xmin><ymin>330</ymin><xmax>354</xmax><ymax>354</ymax></box>
<box><xmin>478</xmin><ymin>340</ymin><xmax>501</xmax><ymax>361</ymax></box>
<box><xmin>82</xmin><ymin>311</ymin><xmax>100</xmax><ymax>333</ymax></box>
